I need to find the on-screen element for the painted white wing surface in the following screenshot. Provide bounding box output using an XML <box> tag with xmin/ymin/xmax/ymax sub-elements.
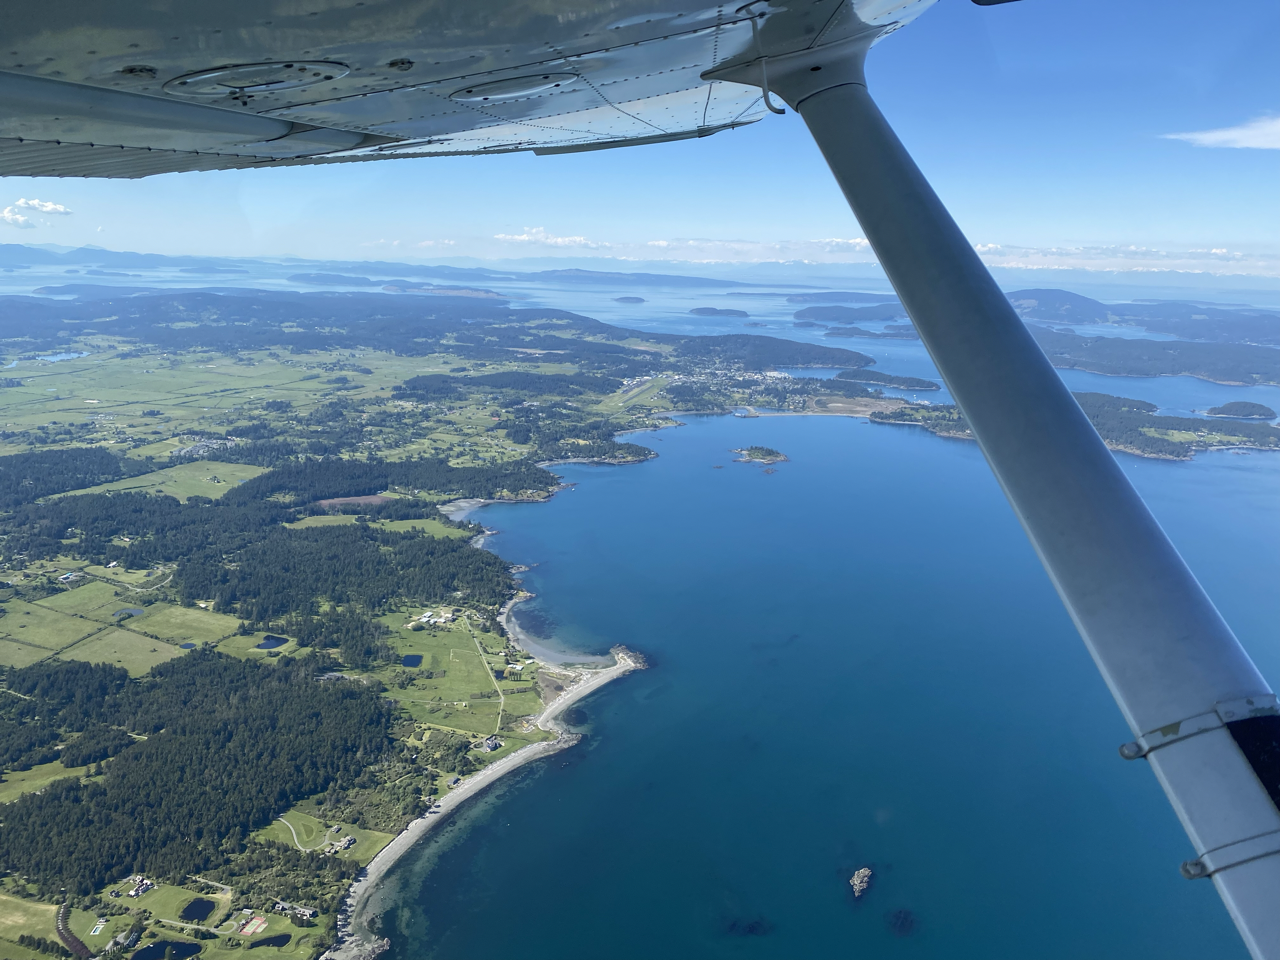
<box><xmin>0</xmin><ymin>0</ymin><xmax>935</xmax><ymax>177</ymax></box>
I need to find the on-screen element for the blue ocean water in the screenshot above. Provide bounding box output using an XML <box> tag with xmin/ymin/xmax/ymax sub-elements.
<box><xmin>369</xmin><ymin>413</ymin><xmax>1279</xmax><ymax>959</ymax></box>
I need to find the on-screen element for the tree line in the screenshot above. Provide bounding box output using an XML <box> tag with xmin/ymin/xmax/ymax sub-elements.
<box><xmin>0</xmin><ymin>652</ymin><xmax>394</xmax><ymax>895</ymax></box>
<box><xmin>0</xmin><ymin>448</ymin><xmax>152</xmax><ymax>510</ymax></box>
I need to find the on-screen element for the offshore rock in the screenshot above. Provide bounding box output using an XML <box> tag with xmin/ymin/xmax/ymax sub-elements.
<box><xmin>849</xmin><ymin>867</ymin><xmax>872</xmax><ymax>897</ymax></box>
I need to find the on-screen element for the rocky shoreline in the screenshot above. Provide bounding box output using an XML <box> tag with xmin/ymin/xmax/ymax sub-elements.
<box><xmin>322</xmin><ymin>602</ymin><xmax>644</xmax><ymax>960</ymax></box>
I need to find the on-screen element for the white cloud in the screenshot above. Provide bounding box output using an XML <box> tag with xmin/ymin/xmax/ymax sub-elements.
<box><xmin>1164</xmin><ymin>115</ymin><xmax>1280</xmax><ymax>150</ymax></box>
<box><xmin>494</xmin><ymin>227</ymin><xmax>608</xmax><ymax>248</ymax></box>
<box><xmin>3</xmin><ymin>197</ymin><xmax>73</xmax><ymax>228</ymax></box>
<box><xmin>971</xmin><ymin>242</ymin><xmax>1280</xmax><ymax>277</ymax></box>
<box><xmin>1</xmin><ymin>206</ymin><xmax>34</xmax><ymax>229</ymax></box>
<box><xmin>636</xmin><ymin>237</ymin><xmax>874</xmax><ymax>263</ymax></box>
<box><xmin>16</xmin><ymin>198</ymin><xmax>72</xmax><ymax>214</ymax></box>
<box><xmin>415</xmin><ymin>239</ymin><xmax>456</xmax><ymax>248</ymax></box>
<box><xmin>812</xmin><ymin>237</ymin><xmax>871</xmax><ymax>251</ymax></box>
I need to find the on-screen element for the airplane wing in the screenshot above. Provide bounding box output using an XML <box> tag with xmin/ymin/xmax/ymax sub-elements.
<box><xmin>0</xmin><ymin>0</ymin><xmax>931</xmax><ymax>178</ymax></box>
<box><xmin>3</xmin><ymin>2</ymin><xmax>1278</xmax><ymax>957</ymax></box>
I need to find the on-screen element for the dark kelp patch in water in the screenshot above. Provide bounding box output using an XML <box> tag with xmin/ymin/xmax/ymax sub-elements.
<box><xmin>724</xmin><ymin>916</ymin><xmax>774</xmax><ymax>937</ymax></box>
<box><xmin>885</xmin><ymin>909</ymin><xmax>917</xmax><ymax>937</ymax></box>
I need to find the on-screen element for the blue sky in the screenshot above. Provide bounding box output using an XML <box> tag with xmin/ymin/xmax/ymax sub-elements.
<box><xmin>2</xmin><ymin>0</ymin><xmax>1277</xmax><ymax>276</ymax></box>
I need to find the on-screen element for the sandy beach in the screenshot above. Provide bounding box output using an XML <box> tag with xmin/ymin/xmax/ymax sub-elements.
<box><xmin>324</xmin><ymin>624</ymin><xmax>643</xmax><ymax>960</ymax></box>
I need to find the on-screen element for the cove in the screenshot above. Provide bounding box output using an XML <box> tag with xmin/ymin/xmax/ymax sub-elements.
<box><xmin>367</xmin><ymin>413</ymin><xmax>1276</xmax><ymax>959</ymax></box>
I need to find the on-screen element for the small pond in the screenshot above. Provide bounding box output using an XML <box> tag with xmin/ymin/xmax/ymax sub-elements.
<box><xmin>132</xmin><ymin>940</ymin><xmax>202</xmax><ymax>960</ymax></box>
<box><xmin>114</xmin><ymin>608</ymin><xmax>145</xmax><ymax>618</ymax></box>
<box><xmin>248</xmin><ymin>935</ymin><xmax>291</xmax><ymax>950</ymax></box>
<box><xmin>255</xmin><ymin>635</ymin><xmax>289</xmax><ymax>650</ymax></box>
<box><xmin>177</xmin><ymin>898</ymin><xmax>216</xmax><ymax>922</ymax></box>
<box><xmin>180</xmin><ymin>643</ymin><xmax>196</xmax><ymax>650</ymax></box>
<box><xmin>401</xmin><ymin>654</ymin><xmax>423</xmax><ymax>668</ymax></box>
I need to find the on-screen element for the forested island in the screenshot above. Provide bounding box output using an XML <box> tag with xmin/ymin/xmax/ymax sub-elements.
<box><xmin>1027</xmin><ymin>325</ymin><xmax>1280</xmax><ymax>386</ymax></box>
<box><xmin>1206</xmin><ymin>401</ymin><xmax>1276</xmax><ymax>419</ymax></box>
<box><xmin>870</xmin><ymin>392</ymin><xmax>1280</xmax><ymax>459</ymax></box>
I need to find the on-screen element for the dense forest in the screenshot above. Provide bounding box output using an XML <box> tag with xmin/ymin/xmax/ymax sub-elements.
<box><xmin>395</xmin><ymin>370</ymin><xmax>621</xmax><ymax>400</ymax></box>
<box><xmin>180</xmin><ymin>523</ymin><xmax>513</xmax><ymax>621</ymax></box>
<box><xmin>0</xmin><ymin>448</ymin><xmax>152</xmax><ymax>510</ymax></box>
<box><xmin>1206</xmin><ymin>401</ymin><xmax>1276</xmax><ymax>419</ymax></box>
<box><xmin>0</xmin><ymin>653</ymin><xmax>393</xmax><ymax>895</ymax></box>
<box><xmin>496</xmin><ymin>403</ymin><xmax>654</xmax><ymax>462</ymax></box>
<box><xmin>834</xmin><ymin>369</ymin><xmax>940</xmax><ymax>390</ymax></box>
<box><xmin>1029</xmin><ymin>326</ymin><xmax>1280</xmax><ymax>385</ymax></box>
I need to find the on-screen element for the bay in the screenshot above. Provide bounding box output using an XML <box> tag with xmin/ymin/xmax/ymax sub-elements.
<box><xmin>369</xmin><ymin>411</ymin><xmax>1278</xmax><ymax>958</ymax></box>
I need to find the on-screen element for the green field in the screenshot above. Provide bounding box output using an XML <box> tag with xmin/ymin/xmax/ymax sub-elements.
<box><xmin>261</xmin><ymin>810</ymin><xmax>332</xmax><ymax>850</ymax></box>
<box><xmin>0</xmin><ymin>892</ymin><xmax>57</xmax><ymax>945</ymax></box>
<box><xmin>366</xmin><ymin>615</ymin><xmax>517</xmax><ymax>734</ymax></box>
<box><xmin>66</xmin><ymin>908</ymin><xmax>134</xmax><ymax>952</ymax></box>
<box><xmin>0</xmin><ymin>600</ymin><xmax>102</xmax><ymax>650</ymax></box>
<box><xmin>0</xmin><ymin>638</ymin><xmax>52</xmax><ymax>668</ymax></box>
<box><xmin>62</xmin><ymin>460</ymin><xmax>267</xmax><ymax>501</ymax></box>
<box><xmin>288</xmin><ymin>514</ymin><xmax>470</xmax><ymax>538</ymax></box>
<box><xmin>0</xmin><ymin>347</ymin><xmax>479</xmax><ymax>459</ymax></box>
<box><xmin>263</xmin><ymin>803</ymin><xmax>396</xmax><ymax>867</ymax></box>
<box><xmin>217</xmin><ymin>631</ymin><xmax>301</xmax><ymax>659</ymax></box>
<box><xmin>0</xmin><ymin>759</ymin><xmax>90</xmax><ymax>804</ymax></box>
<box><xmin>58</xmin><ymin>627</ymin><xmax>185</xmax><ymax>675</ymax></box>
<box><xmin>33</xmin><ymin>580</ymin><xmax>124</xmax><ymax>618</ymax></box>
<box><xmin>128</xmin><ymin>604</ymin><xmax>243</xmax><ymax>644</ymax></box>
<box><xmin>106</xmin><ymin>881</ymin><xmax>217</xmax><ymax>926</ymax></box>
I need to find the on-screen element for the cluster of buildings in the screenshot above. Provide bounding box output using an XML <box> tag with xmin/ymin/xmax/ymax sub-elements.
<box><xmin>406</xmin><ymin>608</ymin><xmax>457</xmax><ymax>629</ymax></box>
<box><xmin>125</xmin><ymin>876</ymin><xmax>154</xmax><ymax>898</ymax></box>
<box><xmin>272</xmin><ymin>902</ymin><xmax>319</xmax><ymax>920</ymax></box>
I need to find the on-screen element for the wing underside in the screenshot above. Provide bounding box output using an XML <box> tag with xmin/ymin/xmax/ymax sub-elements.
<box><xmin>0</xmin><ymin>0</ymin><xmax>934</xmax><ymax>178</ymax></box>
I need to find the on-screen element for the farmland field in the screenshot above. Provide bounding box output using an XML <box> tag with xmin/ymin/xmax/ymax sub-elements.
<box><xmin>0</xmin><ymin>892</ymin><xmax>57</xmax><ymax>944</ymax></box>
<box><xmin>0</xmin><ymin>760</ymin><xmax>91</xmax><ymax>804</ymax></box>
<box><xmin>34</xmin><ymin>580</ymin><xmax>124</xmax><ymax>618</ymax></box>
<box><xmin>0</xmin><ymin>600</ymin><xmax>101</xmax><ymax>650</ymax></box>
<box><xmin>62</xmin><ymin>460</ymin><xmax>266</xmax><ymax>502</ymax></box>
<box><xmin>58</xmin><ymin>627</ymin><xmax>185</xmax><ymax>675</ymax></box>
<box><xmin>127</xmin><ymin>604</ymin><xmax>243</xmax><ymax>645</ymax></box>
<box><xmin>0</xmin><ymin>638</ymin><xmax>53</xmax><ymax>668</ymax></box>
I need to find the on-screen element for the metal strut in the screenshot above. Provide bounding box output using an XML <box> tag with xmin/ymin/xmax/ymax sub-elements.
<box><xmin>709</xmin><ymin>32</ymin><xmax>1280</xmax><ymax>960</ymax></box>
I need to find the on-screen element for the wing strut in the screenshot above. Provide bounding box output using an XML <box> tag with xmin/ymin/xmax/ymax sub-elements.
<box><xmin>735</xmin><ymin>35</ymin><xmax>1280</xmax><ymax>958</ymax></box>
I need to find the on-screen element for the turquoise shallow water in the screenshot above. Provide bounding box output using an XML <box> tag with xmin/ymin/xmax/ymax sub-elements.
<box><xmin>372</xmin><ymin>413</ymin><xmax>1278</xmax><ymax>959</ymax></box>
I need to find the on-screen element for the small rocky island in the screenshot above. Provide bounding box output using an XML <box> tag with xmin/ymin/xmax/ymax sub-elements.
<box><xmin>850</xmin><ymin>867</ymin><xmax>873</xmax><ymax>897</ymax></box>
<box><xmin>733</xmin><ymin>445</ymin><xmax>788</xmax><ymax>464</ymax></box>
<box><xmin>1206</xmin><ymin>401</ymin><xmax>1276</xmax><ymax>419</ymax></box>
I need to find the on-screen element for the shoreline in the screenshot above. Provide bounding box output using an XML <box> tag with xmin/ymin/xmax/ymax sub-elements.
<box><xmin>324</xmin><ymin>597</ymin><xmax>644</xmax><ymax>960</ymax></box>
